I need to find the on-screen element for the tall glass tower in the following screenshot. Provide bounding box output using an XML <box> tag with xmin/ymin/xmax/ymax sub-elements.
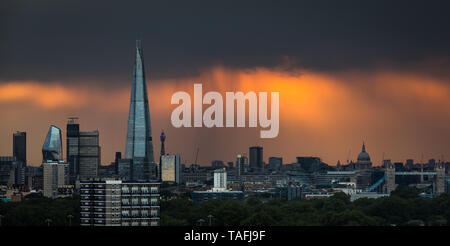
<box><xmin>125</xmin><ymin>40</ymin><xmax>155</xmax><ymax>180</ymax></box>
<box><xmin>42</xmin><ymin>125</ymin><xmax>62</xmax><ymax>162</ymax></box>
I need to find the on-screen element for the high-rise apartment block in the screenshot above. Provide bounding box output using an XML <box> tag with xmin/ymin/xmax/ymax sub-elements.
<box><xmin>80</xmin><ymin>179</ymin><xmax>160</xmax><ymax>226</ymax></box>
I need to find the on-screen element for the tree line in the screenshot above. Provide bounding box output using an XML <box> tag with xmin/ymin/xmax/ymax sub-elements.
<box><xmin>161</xmin><ymin>188</ymin><xmax>450</xmax><ymax>226</ymax></box>
<box><xmin>1</xmin><ymin>187</ymin><xmax>449</xmax><ymax>226</ymax></box>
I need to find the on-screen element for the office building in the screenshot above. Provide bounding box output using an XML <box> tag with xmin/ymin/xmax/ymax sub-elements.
<box><xmin>124</xmin><ymin>40</ymin><xmax>156</xmax><ymax>180</ymax></box>
<box><xmin>161</xmin><ymin>154</ymin><xmax>181</xmax><ymax>183</ymax></box>
<box><xmin>67</xmin><ymin>118</ymin><xmax>80</xmax><ymax>183</ymax></box>
<box><xmin>13</xmin><ymin>131</ymin><xmax>26</xmax><ymax>164</ymax></box>
<box><xmin>43</xmin><ymin>160</ymin><xmax>69</xmax><ymax>198</ymax></box>
<box><xmin>268</xmin><ymin>157</ymin><xmax>282</xmax><ymax>171</ymax></box>
<box><xmin>42</xmin><ymin>125</ymin><xmax>62</xmax><ymax>161</ymax></box>
<box><xmin>0</xmin><ymin>156</ymin><xmax>24</xmax><ymax>186</ymax></box>
<box><xmin>249</xmin><ymin>146</ymin><xmax>263</xmax><ymax>172</ymax></box>
<box><xmin>80</xmin><ymin>179</ymin><xmax>160</xmax><ymax>226</ymax></box>
<box><xmin>236</xmin><ymin>154</ymin><xmax>248</xmax><ymax>177</ymax></box>
<box><xmin>79</xmin><ymin>131</ymin><xmax>100</xmax><ymax>179</ymax></box>
<box><xmin>66</xmin><ymin>118</ymin><xmax>101</xmax><ymax>182</ymax></box>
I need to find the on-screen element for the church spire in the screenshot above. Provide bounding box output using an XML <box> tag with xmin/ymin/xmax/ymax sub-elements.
<box><xmin>362</xmin><ymin>142</ymin><xmax>366</xmax><ymax>152</ymax></box>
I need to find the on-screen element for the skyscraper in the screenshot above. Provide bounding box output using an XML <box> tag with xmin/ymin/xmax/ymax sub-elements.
<box><xmin>125</xmin><ymin>40</ymin><xmax>155</xmax><ymax>180</ymax></box>
<box><xmin>67</xmin><ymin>118</ymin><xmax>80</xmax><ymax>183</ymax></box>
<box><xmin>249</xmin><ymin>146</ymin><xmax>263</xmax><ymax>172</ymax></box>
<box><xmin>66</xmin><ymin>118</ymin><xmax>100</xmax><ymax>182</ymax></box>
<box><xmin>13</xmin><ymin>131</ymin><xmax>26</xmax><ymax>165</ymax></box>
<box><xmin>78</xmin><ymin>131</ymin><xmax>100</xmax><ymax>179</ymax></box>
<box><xmin>42</xmin><ymin>125</ymin><xmax>62</xmax><ymax>162</ymax></box>
<box><xmin>42</xmin><ymin>125</ymin><xmax>68</xmax><ymax>199</ymax></box>
<box><xmin>13</xmin><ymin>131</ymin><xmax>26</xmax><ymax>186</ymax></box>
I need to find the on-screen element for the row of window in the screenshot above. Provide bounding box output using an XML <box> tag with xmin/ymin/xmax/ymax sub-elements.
<box><xmin>121</xmin><ymin>221</ymin><xmax>159</xmax><ymax>226</ymax></box>
<box><xmin>121</xmin><ymin>186</ymin><xmax>159</xmax><ymax>193</ymax></box>
<box><xmin>121</xmin><ymin>198</ymin><xmax>158</xmax><ymax>205</ymax></box>
<box><xmin>121</xmin><ymin>210</ymin><xmax>159</xmax><ymax>217</ymax></box>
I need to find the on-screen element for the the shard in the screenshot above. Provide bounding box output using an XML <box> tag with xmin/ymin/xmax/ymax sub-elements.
<box><xmin>125</xmin><ymin>40</ymin><xmax>155</xmax><ymax>180</ymax></box>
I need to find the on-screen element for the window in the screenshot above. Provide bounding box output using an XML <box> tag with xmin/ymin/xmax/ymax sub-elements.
<box><xmin>131</xmin><ymin>210</ymin><xmax>139</xmax><ymax>217</ymax></box>
<box><xmin>122</xmin><ymin>187</ymin><xmax>129</xmax><ymax>193</ymax></box>
<box><xmin>151</xmin><ymin>198</ymin><xmax>158</xmax><ymax>205</ymax></box>
<box><xmin>132</xmin><ymin>198</ymin><xmax>139</xmax><ymax>205</ymax></box>
<box><xmin>131</xmin><ymin>186</ymin><xmax>139</xmax><ymax>193</ymax></box>
<box><xmin>151</xmin><ymin>211</ymin><xmax>158</xmax><ymax>217</ymax></box>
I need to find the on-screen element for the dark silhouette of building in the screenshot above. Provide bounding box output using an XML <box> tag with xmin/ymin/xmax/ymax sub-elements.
<box><xmin>158</xmin><ymin>131</ymin><xmax>166</xmax><ymax>180</ymax></box>
<box><xmin>249</xmin><ymin>146</ymin><xmax>263</xmax><ymax>172</ymax></box>
<box><xmin>78</xmin><ymin>131</ymin><xmax>100</xmax><ymax>179</ymax></box>
<box><xmin>268</xmin><ymin>157</ymin><xmax>282</xmax><ymax>171</ymax></box>
<box><xmin>67</xmin><ymin>118</ymin><xmax>80</xmax><ymax>184</ymax></box>
<box><xmin>160</xmin><ymin>131</ymin><xmax>166</xmax><ymax>156</ymax></box>
<box><xmin>66</xmin><ymin>118</ymin><xmax>100</xmax><ymax>182</ymax></box>
<box><xmin>114</xmin><ymin>152</ymin><xmax>121</xmax><ymax>174</ymax></box>
<box><xmin>13</xmin><ymin>131</ymin><xmax>26</xmax><ymax>165</ymax></box>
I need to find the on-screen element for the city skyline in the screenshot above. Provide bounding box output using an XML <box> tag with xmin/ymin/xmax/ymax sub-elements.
<box><xmin>1</xmin><ymin>1</ymin><xmax>450</xmax><ymax>167</ymax></box>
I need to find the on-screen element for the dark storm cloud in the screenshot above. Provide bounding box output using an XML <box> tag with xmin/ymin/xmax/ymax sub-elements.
<box><xmin>1</xmin><ymin>0</ymin><xmax>450</xmax><ymax>83</ymax></box>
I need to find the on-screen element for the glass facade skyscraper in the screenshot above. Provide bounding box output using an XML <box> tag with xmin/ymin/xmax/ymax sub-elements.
<box><xmin>42</xmin><ymin>125</ymin><xmax>62</xmax><ymax>161</ymax></box>
<box><xmin>125</xmin><ymin>40</ymin><xmax>155</xmax><ymax>180</ymax></box>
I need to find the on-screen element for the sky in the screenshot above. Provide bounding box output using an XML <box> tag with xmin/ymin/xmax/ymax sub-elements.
<box><xmin>0</xmin><ymin>0</ymin><xmax>450</xmax><ymax>167</ymax></box>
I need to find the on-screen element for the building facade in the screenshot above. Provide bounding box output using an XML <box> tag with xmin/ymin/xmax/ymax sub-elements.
<box><xmin>161</xmin><ymin>154</ymin><xmax>181</xmax><ymax>183</ymax></box>
<box><xmin>42</xmin><ymin>125</ymin><xmax>63</xmax><ymax>162</ymax></box>
<box><xmin>124</xmin><ymin>40</ymin><xmax>156</xmax><ymax>180</ymax></box>
<box><xmin>79</xmin><ymin>131</ymin><xmax>100</xmax><ymax>179</ymax></box>
<box><xmin>43</xmin><ymin>161</ymin><xmax>69</xmax><ymax>198</ymax></box>
<box><xmin>13</xmin><ymin>131</ymin><xmax>26</xmax><ymax>164</ymax></box>
<box><xmin>66</xmin><ymin>118</ymin><xmax>100</xmax><ymax>182</ymax></box>
<box><xmin>80</xmin><ymin>179</ymin><xmax>160</xmax><ymax>226</ymax></box>
<box><xmin>249</xmin><ymin>146</ymin><xmax>263</xmax><ymax>172</ymax></box>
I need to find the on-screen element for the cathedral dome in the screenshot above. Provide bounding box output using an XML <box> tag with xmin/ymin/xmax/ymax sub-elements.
<box><xmin>357</xmin><ymin>143</ymin><xmax>371</xmax><ymax>161</ymax></box>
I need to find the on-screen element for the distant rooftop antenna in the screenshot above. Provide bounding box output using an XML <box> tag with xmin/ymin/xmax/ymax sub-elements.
<box><xmin>68</xmin><ymin>117</ymin><xmax>79</xmax><ymax>124</ymax></box>
<box><xmin>346</xmin><ymin>149</ymin><xmax>351</xmax><ymax>164</ymax></box>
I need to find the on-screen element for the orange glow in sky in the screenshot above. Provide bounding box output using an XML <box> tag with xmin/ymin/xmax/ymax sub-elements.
<box><xmin>0</xmin><ymin>66</ymin><xmax>449</xmax><ymax>166</ymax></box>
